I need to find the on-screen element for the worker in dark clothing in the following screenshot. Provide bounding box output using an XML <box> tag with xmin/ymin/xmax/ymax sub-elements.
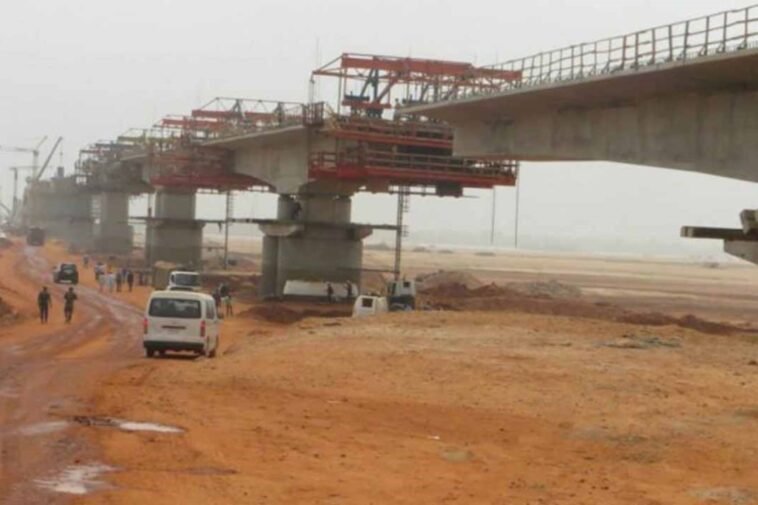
<box><xmin>219</xmin><ymin>282</ymin><xmax>230</xmax><ymax>298</ymax></box>
<box><xmin>345</xmin><ymin>281</ymin><xmax>354</xmax><ymax>299</ymax></box>
<box><xmin>291</xmin><ymin>201</ymin><xmax>302</xmax><ymax>220</ymax></box>
<box><xmin>115</xmin><ymin>272</ymin><xmax>123</xmax><ymax>292</ymax></box>
<box><xmin>326</xmin><ymin>283</ymin><xmax>334</xmax><ymax>303</ymax></box>
<box><xmin>63</xmin><ymin>287</ymin><xmax>77</xmax><ymax>324</ymax></box>
<box><xmin>37</xmin><ymin>287</ymin><xmax>52</xmax><ymax>324</ymax></box>
<box><xmin>126</xmin><ymin>270</ymin><xmax>134</xmax><ymax>292</ymax></box>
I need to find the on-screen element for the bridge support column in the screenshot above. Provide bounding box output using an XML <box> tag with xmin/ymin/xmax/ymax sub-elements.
<box><xmin>259</xmin><ymin>193</ymin><xmax>369</xmax><ymax>298</ymax></box>
<box><xmin>145</xmin><ymin>189</ymin><xmax>203</xmax><ymax>268</ymax></box>
<box><xmin>54</xmin><ymin>192</ymin><xmax>94</xmax><ymax>251</ymax></box>
<box><xmin>95</xmin><ymin>192</ymin><xmax>133</xmax><ymax>254</ymax></box>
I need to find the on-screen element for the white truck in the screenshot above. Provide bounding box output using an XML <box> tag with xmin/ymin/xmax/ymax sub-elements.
<box><xmin>167</xmin><ymin>271</ymin><xmax>202</xmax><ymax>292</ymax></box>
<box><xmin>352</xmin><ymin>279</ymin><xmax>417</xmax><ymax>318</ymax></box>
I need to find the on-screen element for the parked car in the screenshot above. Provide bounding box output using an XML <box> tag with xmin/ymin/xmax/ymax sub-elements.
<box><xmin>143</xmin><ymin>291</ymin><xmax>220</xmax><ymax>358</ymax></box>
<box><xmin>53</xmin><ymin>263</ymin><xmax>79</xmax><ymax>284</ymax></box>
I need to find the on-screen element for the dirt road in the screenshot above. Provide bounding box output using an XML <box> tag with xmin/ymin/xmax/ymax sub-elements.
<box><xmin>0</xmin><ymin>243</ymin><xmax>143</xmax><ymax>503</ymax></box>
<box><xmin>1</xmin><ymin>240</ymin><xmax>757</xmax><ymax>504</ymax></box>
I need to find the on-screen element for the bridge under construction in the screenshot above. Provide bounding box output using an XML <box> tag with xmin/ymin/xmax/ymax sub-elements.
<box><xmin>11</xmin><ymin>4</ymin><xmax>758</xmax><ymax>295</ymax></box>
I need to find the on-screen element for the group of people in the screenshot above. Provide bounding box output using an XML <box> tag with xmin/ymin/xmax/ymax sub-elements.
<box><xmin>37</xmin><ymin>286</ymin><xmax>78</xmax><ymax>324</ymax></box>
<box><xmin>326</xmin><ymin>281</ymin><xmax>354</xmax><ymax>303</ymax></box>
<box><xmin>212</xmin><ymin>282</ymin><xmax>234</xmax><ymax>317</ymax></box>
<box><xmin>94</xmin><ymin>263</ymin><xmax>135</xmax><ymax>293</ymax></box>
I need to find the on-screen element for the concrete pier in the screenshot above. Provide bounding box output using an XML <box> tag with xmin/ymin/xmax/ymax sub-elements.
<box><xmin>22</xmin><ymin>178</ymin><xmax>95</xmax><ymax>250</ymax></box>
<box><xmin>94</xmin><ymin>192</ymin><xmax>133</xmax><ymax>254</ymax></box>
<box><xmin>145</xmin><ymin>189</ymin><xmax>203</xmax><ymax>268</ymax></box>
<box><xmin>259</xmin><ymin>193</ymin><xmax>370</xmax><ymax>298</ymax></box>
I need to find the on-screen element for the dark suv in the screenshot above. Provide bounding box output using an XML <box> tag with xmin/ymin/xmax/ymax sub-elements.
<box><xmin>53</xmin><ymin>263</ymin><xmax>79</xmax><ymax>284</ymax></box>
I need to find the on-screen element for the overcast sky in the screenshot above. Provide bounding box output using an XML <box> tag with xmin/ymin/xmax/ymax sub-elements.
<box><xmin>1</xmin><ymin>0</ymin><xmax>755</xmax><ymax>259</ymax></box>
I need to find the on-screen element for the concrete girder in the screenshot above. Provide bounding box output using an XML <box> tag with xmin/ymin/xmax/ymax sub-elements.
<box><xmin>450</xmin><ymin>88</ymin><xmax>758</xmax><ymax>182</ymax></box>
<box><xmin>682</xmin><ymin>220</ymin><xmax>758</xmax><ymax>266</ymax></box>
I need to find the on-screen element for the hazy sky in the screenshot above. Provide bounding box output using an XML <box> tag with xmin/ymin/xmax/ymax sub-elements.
<box><xmin>1</xmin><ymin>0</ymin><xmax>755</xmax><ymax>259</ymax></box>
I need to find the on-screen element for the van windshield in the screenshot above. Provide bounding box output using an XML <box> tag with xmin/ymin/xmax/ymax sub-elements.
<box><xmin>149</xmin><ymin>298</ymin><xmax>202</xmax><ymax>319</ymax></box>
<box><xmin>172</xmin><ymin>273</ymin><xmax>200</xmax><ymax>287</ymax></box>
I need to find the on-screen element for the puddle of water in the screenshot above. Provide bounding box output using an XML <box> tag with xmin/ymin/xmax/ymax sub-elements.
<box><xmin>4</xmin><ymin>345</ymin><xmax>23</xmax><ymax>356</ymax></box>
<box><xmin>0</xmin><ymin>386</ymin><xmax>18</xmax><ymax>398</ymax></box>
<box><xmin>34</xmin><ymin>463</ymin><xmax>114</xmax><ymax>495</ymax></box>
<box><xmin>691</xmin><ymin>487</ymin><xmax>756</xmax><ymax>505</ymax></box>
<box><xmin>73</xmin><ymin>415</ymin><xmax>183</xmax><ymax>434</ymax></box>
<box><xmin>116</xmin><ymin>420</ymin><xmax>183</xmax><ymax>433</ymax></box>
<box><xmin>17</xmin><ymin>420</ymin><xmax>69</xmax><ymax>436</ymax></box>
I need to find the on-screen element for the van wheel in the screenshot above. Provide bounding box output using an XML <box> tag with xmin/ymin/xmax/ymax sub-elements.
<box><xmin>146</xmin><ymin>348</ymin><xmax>155</xmax><ymax>358</ymax></box>
<box><xmin>208</xmin><ymin>346</ymin><xmax>217</xmax><ymax>358</ymax></box>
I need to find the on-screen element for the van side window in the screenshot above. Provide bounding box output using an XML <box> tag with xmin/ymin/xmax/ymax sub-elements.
<box><xmin>361</xmin><ymin>298</ymin><xmax>374</xmax><ymax>308</ymax></box>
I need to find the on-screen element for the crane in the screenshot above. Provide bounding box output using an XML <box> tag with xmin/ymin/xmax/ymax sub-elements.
<box><xmin>9</xmin><ymin>166</ymin><xmax>35</xmax><ymax>216</ymax></box>
<box><xmin>2</xmin><ymin>137</ymin><xmax>63</xmax><ymax>221</ymax></box>
<box><xmin>0</xmin><ymin>136</ymin><xmax>48</xmax><ymax>174</ymax></box>
<box><xmin>34</xmin><ymin>136</ymin><xmax>63</xmax><ymax>180</ymax></box>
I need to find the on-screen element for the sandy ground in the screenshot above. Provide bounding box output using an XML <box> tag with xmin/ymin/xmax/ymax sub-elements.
<box><xmin>0</xmin><ymin>240</ymin><xmax>756</xmax><ymax>504</ymax></box>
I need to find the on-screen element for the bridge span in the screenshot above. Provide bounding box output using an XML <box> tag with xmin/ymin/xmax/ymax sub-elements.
<box><xmin>407</xmin><ymin>5</ymin><xmax>758</xmax><ymax>264</ymax></box>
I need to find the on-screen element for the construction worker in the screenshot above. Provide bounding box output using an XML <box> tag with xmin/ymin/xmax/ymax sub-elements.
<box><xmin>115</xmin><ymin>271</ymin><xmax>123</xmax><ymax>292</ymax></box>
<box><xmin>37</xmin><ymin>286</ymin><xmax>52</xmax><ymax>324</ymax></box>
<box><xmin>126</xmin><ymin>270</ymin><xmax>134</xmax><ymax>292</ymax></box>
<box><xmin>63</xmin><ymin>287</ymin><xmax>77</xmax><ymax>324</ymax></box>
<box><xmin>345</xmin><ymin>281</ymin><xmax>354</xmax><ymax>299</ymax></box>
<box><xmin>224</xmin><ymin>293</ymin><xmax>234</xmax><ymax>317</ymax></box>
<box><xmin>326</xmin><ymin>283</ymin><xmax>334</xmax><ymax>303</ymax></box>
<box><xmin>291</xmin><ymin>200</ymin><xmax>302</xmax><ymax>220</ymax></box>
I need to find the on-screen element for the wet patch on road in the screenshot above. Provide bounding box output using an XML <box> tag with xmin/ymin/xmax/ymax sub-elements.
<box><xmin>691</xmin><ymin>487</ymin><xmax>757</xmax><ymax>505</ymax></box>
<box><xmin>16</xmin><ymin>420</ymin><xmax>70</xmax><ymax>436</ymax></box>
<box><xmin>34</xmin><ymin>463</ymin><xmax>115</xmax><ymax>495</ymax></box>
<box><xmin>73</xmin><ymin>415</ymin><xmax>183</xmax><ymax>434</ymax></box>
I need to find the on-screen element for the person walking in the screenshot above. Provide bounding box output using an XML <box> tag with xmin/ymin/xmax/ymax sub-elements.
<box><xmin>37</xmin><ymin>286</ymin><xmax>52</xmax><ymax>324</ymax></box>
<box><xmin>126</xmin><ymin>270</ymin><xmax>134</xmax><ymax>292</ymax></box>
<box><xmin>326</xmin><ymin>283</ymin><xmax>334</xmax><ymax>303</ymax></box>
<box><xmin>345</xmin><ymin>281</ymin><xmax>354</xmax><ymax>299</ymax></box>
<box><xmin>63</xmin><ymin>287</ymin><xmax>77</xmax><ymax>324</ymax></box>
<box><xmin>115</xmin><ymin>271</ymin><xmax>123</xmax><ymax>292</ymax></box>
<box><xmin>224</xmin><ymin>293</ymin><xmax>234</xmax><ymax>317</ymax></box>
<box><xmin>107</xmin><ymin>272</ymin><xmax>115</xmax><ymax>293</ymax></box>
<box><xmin>212</xmin><ymin>287</ymin><xmax>222</xmax><ymax>309</ymax></box>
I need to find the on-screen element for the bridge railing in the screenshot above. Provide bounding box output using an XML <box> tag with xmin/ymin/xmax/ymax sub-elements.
<box><xmin>456</xmin><ymin>5</ymin><xmax>758</xmax><ymax>99</ymax></box>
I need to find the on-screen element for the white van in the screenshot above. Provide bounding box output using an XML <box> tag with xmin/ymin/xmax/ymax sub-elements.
<box><xmin>352</xmin><ymin>295</ymin><xmax>389</xmax><ymax>318</ymax></box>
<box><xmin>167</xmin><ymin>271</ymin><xmax>202</xmax><ymax>292</ymax></box>
<box><xmin>144</xmin><ymin>291</ymin><xmax>220</xmax><ymax>358</ymax></box>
